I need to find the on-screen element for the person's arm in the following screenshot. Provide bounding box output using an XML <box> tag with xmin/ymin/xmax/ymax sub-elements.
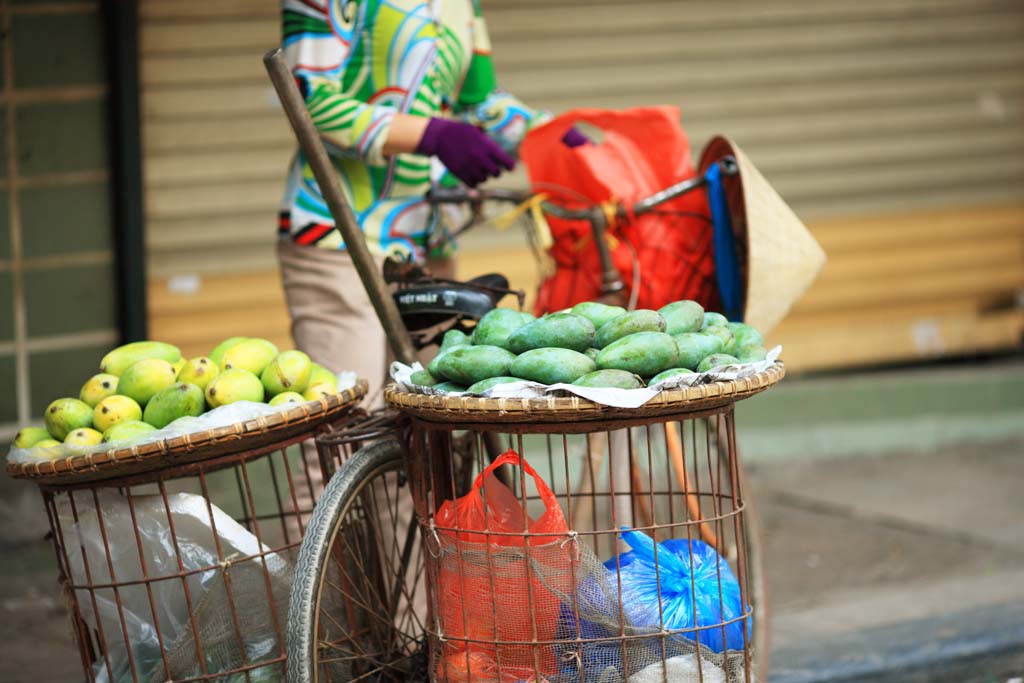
<box><xmin>283</xmin><ymin>0</ymin><xmax>399</xmax><ymax>165</ymax></box>
<box><xmin>453</xmin><ymin>1</ymin><xmax>553</xmax><ymax>156</ymax></box>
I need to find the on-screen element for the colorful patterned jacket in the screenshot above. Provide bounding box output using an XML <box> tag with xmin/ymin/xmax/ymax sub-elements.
<box><xmin>279</xmin><ymin>0</ymin><xmax>548</xmax><ymax>258</ymax></box>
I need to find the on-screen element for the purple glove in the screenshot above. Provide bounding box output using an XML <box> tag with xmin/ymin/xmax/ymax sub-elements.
<box><xmin>562</xmin><ymin>127</ymin><xmax>590</xmax><ymax>148</ymax></box>
<box><xmin>416</xmin><ymin>118</ymin><xmax>515</xmax><ymax>187</ymax></box>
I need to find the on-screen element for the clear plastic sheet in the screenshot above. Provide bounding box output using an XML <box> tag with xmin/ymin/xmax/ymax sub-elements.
<box><xmin>6</xmin><ymin>371</ymin><xmax>357</xmax><ymax>465</ymax></box>
<box><xmin>390</xmin><ymin>347</ymin><xmax>781</xmax><ymax>409</ymax></box>
<box><xmin>58</xmin><ymin>491</ymin><xmax>291</xmax><ymax>683</ymax></box>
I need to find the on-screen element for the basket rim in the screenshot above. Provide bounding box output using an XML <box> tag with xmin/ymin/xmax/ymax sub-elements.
<box><xmin>6</xmin><ymin>380</ymin><xmax>368</xmax><ymax>484</ymax></box>
<box><xmin>384</xmin><ymin>364</ymin><xmax>784</xmax><ymax>424</ymax></box>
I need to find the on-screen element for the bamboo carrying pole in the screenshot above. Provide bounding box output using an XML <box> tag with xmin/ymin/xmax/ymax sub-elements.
<box><xmin>263</xmin><ymin>48</ymin><xmax>418</xmax><ymax>365</ymax></box>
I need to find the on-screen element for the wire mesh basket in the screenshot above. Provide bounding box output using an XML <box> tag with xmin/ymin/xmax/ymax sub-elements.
<box><xmin>11</xmin><ymin>387</ymin><xmax>367</xmax><ymax>683</ymax></box>
<box><xmin>387</xmin><ymin>371</ymin><xmax>778</xmax><ymax>683</ymax></box>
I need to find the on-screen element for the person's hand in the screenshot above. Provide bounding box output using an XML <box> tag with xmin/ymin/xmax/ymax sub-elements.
<box><xmin>415</xmin><ymin>118</ymin><xmax>515</xmax><ymax>187</ymax></box>
<box><xmin>562</xmin><ymin>127</ymin><xmax>590</xmax><ymax>148</ymax></box>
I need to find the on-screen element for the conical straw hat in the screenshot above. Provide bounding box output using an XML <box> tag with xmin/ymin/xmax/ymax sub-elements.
<box><xmin>699</xmin><ymin>136</ymin><xmax>827</xmax><ymax>334</ymax></box>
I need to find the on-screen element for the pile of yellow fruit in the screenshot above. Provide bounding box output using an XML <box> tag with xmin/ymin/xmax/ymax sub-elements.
<box><xmin>13</xmin><ymin>338</ymin><xmax>342</xmax><ymax>460</ymax></box>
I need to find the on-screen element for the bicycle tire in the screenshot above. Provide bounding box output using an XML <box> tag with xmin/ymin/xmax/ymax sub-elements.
<box><xmin>287</xmin><ymin>438</ymin><xmax>428</xmax><ymax>683</ymax></box>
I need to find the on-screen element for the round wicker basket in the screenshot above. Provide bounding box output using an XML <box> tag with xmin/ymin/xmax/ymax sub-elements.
<box><xmin>7</xmin><ymin>381</ymin><xmax>367</xmax><ymax>485</ymax></box>
<box><xmin>385</xmin><ymin>364</ymin><xmax>783</xmax><ymax>425</ymax></box>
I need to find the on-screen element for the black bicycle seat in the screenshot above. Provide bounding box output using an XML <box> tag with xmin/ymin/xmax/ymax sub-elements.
<box><xmin>394</xmin><ymin>273</ymin><xmax>510</xmax><ymax>332</ymax></box>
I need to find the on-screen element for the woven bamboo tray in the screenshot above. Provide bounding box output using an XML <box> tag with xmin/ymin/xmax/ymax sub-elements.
<box><xmin>385</xmin><ymin>365</ymin><xmax>784</xmax><ymax>426</ymax></box>
<box><xmin>7</xmin><ymin>381</ymin><xmax>367</xmax><ymax>486</ymax></box>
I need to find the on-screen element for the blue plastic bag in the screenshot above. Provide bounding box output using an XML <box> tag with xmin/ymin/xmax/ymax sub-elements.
<box><xmin>609</xmin><ymin>529</ymin><xmax>748</xmax><ymax>653</ymax></box>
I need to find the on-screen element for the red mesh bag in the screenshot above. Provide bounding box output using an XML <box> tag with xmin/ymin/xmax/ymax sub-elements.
<box><xmin>433</xmin><ymin>450</ymin><xmax>574</xmax><ymax>683</ymax></box>
<box><xmin>519</xmin><ymin>107</ymin><xmax>719</xmax><ymax>314</ymax></box>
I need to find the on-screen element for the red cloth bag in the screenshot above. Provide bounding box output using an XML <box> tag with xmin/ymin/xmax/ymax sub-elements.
<box><xmin>519</xmin><ymin>106</ymin><xmax>719</xmax><ymax>314</ymax></box>
<box><xmin>433</xmin><ymin>450</ymin><xmax>574</xmax><ymax>682</ymax></box>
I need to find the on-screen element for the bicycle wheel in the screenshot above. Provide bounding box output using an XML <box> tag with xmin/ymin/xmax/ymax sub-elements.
<box><xmin>287</xmin><ymin>438</ymin><xmax>428</xmax><ymax>683</ymax></box>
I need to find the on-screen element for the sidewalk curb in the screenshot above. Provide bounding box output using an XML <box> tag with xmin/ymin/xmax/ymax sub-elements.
<box><xmin>771</xmin><ymin>601</ymin><xmax>1024</xmax><ymax>683</ymax></box>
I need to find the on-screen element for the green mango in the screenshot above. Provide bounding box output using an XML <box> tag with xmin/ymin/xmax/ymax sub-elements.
<box><xmin>701</xmin><ymin>312</ymin><xmax>729</xmax><ymax>330</ymax></box>
<box><xmin>205</xmin><ymin>368</ymin><xmax>265</xmax><ymax>407</ymax></box>
<box><xmin>433</xmin><ymin>381</ymin><xmax>468</xmax><ymax>393</ymax></box>
<box><xmin>143</xmin><ymin>382</ymin><xmax>206</xmax><ymax>429</ymax></box>
<box><xmin>261</xmin><ymin>350</ymin><xmax>313</xmax><ymax>396</ymax></box>
<box><xmin>510</xmin><ymin>348</ymin><xmax>595</xmax><ymax>385</ymax></box>
<box><xmin>659</xmin><ymin>300</ymin><xmax>704</xmax><ymax>335</ymax></box>
<box><xmin>102</xmin><ymin>420</ymin><xmax>157</xmax><ymax>445</ymax></box>
<box><xmin>648</xmin><ymin>367</ymin><xmax>696</xmax><ymax>386</ymax></box>
<box><xmin>726</xmin><ymin>323</ymin><xmax>764</xmax><ymax>355</ymax></box>
<box><xmin>221</xmin><ymin>338</ymin><xmax>279</xmax><ymax>375</ymax></box>
<box><xmin>409</xmin><ymin>370</ymin><xmax>439</xmax><ymax>386</ymax></box>
<box><xmin>93</xmin><ymin>395</ymin><xmax>143</xmax><ymax>433</ymax></box>
<box><xmin>13</xmin><ymin>426</ymin><xmax>52</xmax><ymax>449</ymax></box>
<box><xmin>428</xmin><ymin>330</ymin><xmax>472</xmax><ymax>377</ymax></box>
<box><xmin>673</xmin><ymin>333</ymin><xmax>725</xmax><ymax>370</ymax></box>
<box><xmin>507</xmin><ymin>313</ymin><xmax>595</xmax><ymax>353</ymax></box>
<box><xmin>594</xmin><ymin>309</ymin><xmax>665</xmax><ymax>348</ymax></box>
<box><xmin>571</xmin><ymin>302</ymin><xmax>627</xmax><ymax>330</ymax></box>
<box><xmin>572</xmin><ymin>369</ymin><xmax>645</xmax><ymax>390</ymax></box>
<box><xmin>269</xmin><ymin>391</ymin><xmax>306</xmax><ymax>407</ymax></box>
<box><xmin>466</xmin><ymin>376</ymin><xmax>524</xmax><ymax>393</ymax></box>
<box><xmin>702</xmin><ymin>325</ymin><xmax>736</xmax><ymax>353</ymax></box>
<box><xmin>596</xmin><ymin>332</ymin><xmax>678</xmax><ymax>377</ymax></box>
<box><xmin>434</xmin><ymin>345</ymin><xmax>517</xmax><ymax>386</ymax></box>
<box><xmin>471</xmin><ymin>308</ymin><xmax>531</xmax><ymax>350</ymax></box>
<box><xmin>737</xmin><ymin>344</ymin><xmax>768</xmax><ymax>363</ymax></box>
<box><xmin>117</xmin><ymin>359</ymin><xmax>178</xmax><ymax>407</ymax></box>
<box><xmin>208</xmin><ymin>337</ymin><xmax>247</xmax><ymax>367</ymax></box>
<box><xmin>44</xmin><ymin>398</ymin><xmax>94</xmax><ymax>441</ymax></box>
<box><xmin>177</xmin><ymin>357</ymin><xmax>220</xmax><ymax>391</ymax></box>
<box><xmin>697</xmin><ymin>354</ymin><xmax>741</xmax><ymax>373</ymax></box>
<box><xmin>100</xmin><ymin>341</ymin><xmax>182</xmax><ymax>376</ymax></box>
<box><xmin>584</xmin><ymin>348</ymin><xmax>600</xmax><ymax>361</ymax></box>
<box><xmin>79</xmin><ymin>373</ymin><xmax>119</xmax><ymax>407</ymax></box>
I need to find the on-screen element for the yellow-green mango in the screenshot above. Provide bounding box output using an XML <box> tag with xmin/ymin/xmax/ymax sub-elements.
<box><xmin>269</xmin><ymin>391</ymin><xmax>305</xmax><ymax>407</ymax></box>
<box><xmin>13</xmin><ymin>426</ymin><xmax>51</xmax><ymax>449</ymax></box>
<box><xmin>100</xmin><ymin>341</ymin><xmax>181</xmax><ymax>376</ymax></box>
<box><xmin>507</xmin><ymin>313</ymin><xmax>595</xmax><ymax>353</ymax></box>
<box><xmin>571</xmin><ymin>302</ymin><xmax>627</xmax><ymax>330</ymax></box>
<box><xmin>434</xmin><ymin>345</ymin><xmax>517</xmax><ymax>386</ymax></box>
<box><xmin>64</xmin><ymin>428</ymin><xmax>103</xmax><ymax>447</ymax></box>
<box><xmin>171</xmin><ymin>358</ymin><xmax>186</xmax><ymax>374</ymax></box>
<box><xmin>302</xmin><ymin>382</ymin><xmax>337</xmax><ymax>402</ymax></box>
<box><xmin>79</xmin><ymin>373</ymin><xmax>119</xmax><ymax>407</ymax></box>
<box><xmin>697</xmin><ymin>353</ymin><xmax>741</xmax><ymax>373</ymax></box>
<box><xmin>510</xmin><ymin>348</ymin><xmax>595</xmax><ymax>385</ymax></box>
<box><xmin>44</xmin><ymin>398</ymin><xmax>93</xmax><ymax>441</ymax></box>
<box><xmin>205</xmin><ymin>368</ymin><xmax>265</xmax><ymax>408</ymax></box>
<box><xmin>596</xmin><ymin>332</ymin><xmax>678</xmax><ymax>378</ymax></box>
<box><xmin>117</xmin><ymin>359</ymin><xmax>177</xmax><ymax>407</ymax></box>
<box><xmin>208</xmin><ymin>336</ymin><xmax>247</xmax><ymax>367</ymax></box>
<box><xmin>102</xmin><ymin>420</ymin><xmax>157</xmax><ymax>444</ymax></box>
<box><xmin>673</xmin><ymin>333</ymin><xmax>725</xmax><ymax>370</ymax></box>
<box><xmin>144</xmin><ymin>382</ymin><xmax>205</xmax><ymax>429</ymax></box>
<box><xmin>261</xmin><ymin>350</ymin><xmax>312</xmax><ymax>396</ymax></box>
<box><xmin>572</xmin><ymin>369</ymin><xmax>645</xmax><ymax>389</ymax></box>
<box><xmin>308</xmin><ymin>363</ymin><xmax>337</xmax><ymax>388</ymax></box>
<box><xmin>93</xmin><ymin>395</ymin><xmax>143</xmax><ymax>433</ymax></box>
<box><xmin>221</xmin><ymin>338</ymin><xmax>279</xmax><ymax>375</ymax></box>
<box><xmin>594</xmin><ymin>310</ymin><xmax>665</xmax><ymax>348</ymax></box>
<box><xmin>30</xmin><ymin>439</ymin><xmax>63</xmax><ymax>459</ymax></box>
<box><xmin>177</xmin><ymin>357</ymin><xmax>220</xmax><ymax>390</ymax></box>
<box><xmin>659</xmin><ymin>300</ymin><xmax>705</xmax><ymax>336</ymax></box>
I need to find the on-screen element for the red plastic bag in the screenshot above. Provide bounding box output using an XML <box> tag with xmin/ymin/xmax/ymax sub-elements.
<box><xmin>519</xmin><ymin>106</ymin><xmax>719</xmax><ymax>314</ymax></box>
<box><xmin>434</xmin><ymin>450</ymin><xmax>574</xmax><ymax>682</ymax></box>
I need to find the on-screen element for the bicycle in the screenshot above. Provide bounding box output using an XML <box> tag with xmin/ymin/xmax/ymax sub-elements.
<box><xmin>264</xmin><ymin>47</ymin><xmax>769</xmax><ymax>683</ymax></box>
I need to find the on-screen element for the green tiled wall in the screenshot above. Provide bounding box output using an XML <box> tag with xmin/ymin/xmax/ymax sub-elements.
<box><xmin>1</xmin><ymin>4</ymin><xmax>116</xmax><ymax>433</ymax></box>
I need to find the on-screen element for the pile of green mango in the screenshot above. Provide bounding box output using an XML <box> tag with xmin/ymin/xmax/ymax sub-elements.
<box><xmin>13</xmin><ymin>337</ymin><xmax>344</xmax><ymax>461</ymax></box>
<box><xmin>411</xmin><ymin>300</ymin><xmax>768</xmax><ymax>394</ymax></box>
